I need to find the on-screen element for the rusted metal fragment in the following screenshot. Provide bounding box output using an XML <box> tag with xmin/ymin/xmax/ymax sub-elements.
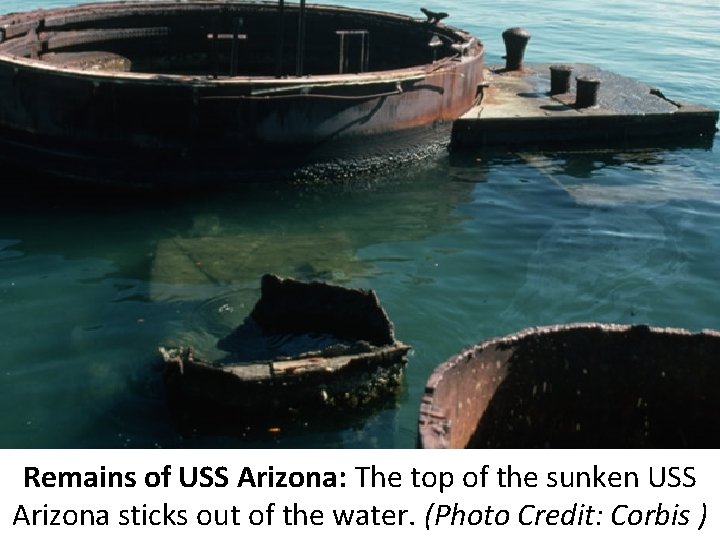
<box><xmin>40</xmin><ymin>51</ymin><xmax>131</xmax><ymax>71</ymax></box>
<box><xmin>419</xmin><ymin>323</ymin><xmax>720</xmax><ymax>448</ymax></box>
<box><xmin>248</xmin><ymin>274</ymin><xmax>395</xmax><ymax>346</ymax></box>
<box><xmin>161</xmin><ymin>274</ymin><xmax>410</xmax><ymax>426</ymax></box>
<box><xmin>41</xmin><ymin>27</ymin><xmax>170</xmax><ymax>50</ymax></box>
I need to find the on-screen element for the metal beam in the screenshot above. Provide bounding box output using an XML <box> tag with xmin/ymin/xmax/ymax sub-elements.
<box><xmin>295</xmin><ymin>0</ymin><xmax>306</xmax><ymax>76</ymax></box>
<box><xmin>274</xmin><ymin>0</ymin><xmax>285</xmax><ymax>78</ymax></box>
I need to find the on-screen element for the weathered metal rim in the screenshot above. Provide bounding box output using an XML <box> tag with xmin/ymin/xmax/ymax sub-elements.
<box><xmin>0</xmin><ymin>0</ymin><xmax>480</xmax><ymax>86</ymax></box>
<box><xmin>426</xmin><ymin>322</ymin><xmax>720</xmax><ymax>384</ymax></box>
<box><xmin>424</xmin><ymin>322</ymin><xmax>720</xmax><ymax>390</ymax></box>
<box><xmin>418</xmin><ymin>322</ymin><xmax>720</xmax><ymax>449</ymax></box>
<box><xmin>160</xmin><ymin>341</ymin><xmax>411</xmax><ymax>378</ymax></box>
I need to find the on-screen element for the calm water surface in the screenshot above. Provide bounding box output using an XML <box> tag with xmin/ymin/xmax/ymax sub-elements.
<box><xmin>1</xmin><ymin>0</ymin><xmax>718</xmax><ymax>448</ymax></box>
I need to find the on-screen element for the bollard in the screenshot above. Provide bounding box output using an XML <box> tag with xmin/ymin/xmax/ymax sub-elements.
<box><xmin>549</xmin><ymin>64</ymin><xmax>573</xmax><ymax>95</ymax></box>
<box><xmin>502</xmin><ymin>27</ymin><xmax>531</xmax><ymax>71</ymax></box>
<box><xmin>575</xmin><ymin>76</ymin><xmax>601</xmax><ymax>108</ymax></box>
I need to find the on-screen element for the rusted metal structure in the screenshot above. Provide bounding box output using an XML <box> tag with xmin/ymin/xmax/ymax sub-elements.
<box><xmin>452</xmin><ymin>63</ymin><xmax>718</xmax><ymax>150</ymax></box>
<box><xmin>419</xmin><ymin>323</ymin><xmax>720</xmax><ymax>448</ymax></box>
<box><xmin>0</xmin><ymin>1</ymin><xmax>484</xmax><ymax>187</ymax></box>
<box><xmin>160</xmin><ymin>274</ymin><xmax>410</xmax><ymax>423</ymax></box>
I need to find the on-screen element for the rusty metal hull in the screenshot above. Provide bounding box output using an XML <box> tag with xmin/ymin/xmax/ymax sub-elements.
<box><xmin>0</xmin><ymin>2</ymin><xmax>484</xmax><ymax>187</ymax></box>
<box><xmin>419</xmin><ymin>323</ymin><xmax>720</xmax><ymax>449</ymax></box>
<box><xmin>160</xmin><ymin>274</ymin><xmax>411</xmax><ymax>429</ymax></box>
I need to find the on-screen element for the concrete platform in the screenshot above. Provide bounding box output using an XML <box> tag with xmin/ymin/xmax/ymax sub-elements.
<box><xmin>451</xmin><ymin>63</ymin><xmax>719</xmax><ymax>149</ymax></box>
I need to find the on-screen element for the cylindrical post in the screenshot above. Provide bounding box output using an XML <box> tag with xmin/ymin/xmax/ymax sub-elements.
<box><xmin>363</xmin><ymin>33</ymin><xmax>370</xmax><ymax>72</ymax></box>
<box><xmin>502</xmin><ymin>27</ymin><xmax>530</xmax><ymax>71</ymax></box>
<box><xmin>360</xmin><ymin>32</ymin><xmax>369</xmax><ymax>72</ymax></box>
<box><xmin>295</xmin><ymin>0</ymin><xmax>307</xmax><ymax>76</ymax></box>
<box><xmin>210</xmin><ymin>25</ymin><xmax>219</xmax><ymax>79</ymax></box>
<box><xmin>549</xmin><ymin>64</ymin><xmax>572</xmax><ymax>95</ymax></box>
<box><xmin>338</xmin><ymin>32</ymin><xmax>345</xmax><ymax>74</ymax></box>
<box><xmin>274</xmin><ymin>0</ymin><xmax>285</xmax><ymax>78</ymax></box>
<box><xmin>229</xmin><ymin>17</ymin><xmax>242</xmax><ymax>77</ymax></box>
<box><xmin>576</xmin><ymin>75</ymin><xmax>601</xmax><ymax>108</ymax></box>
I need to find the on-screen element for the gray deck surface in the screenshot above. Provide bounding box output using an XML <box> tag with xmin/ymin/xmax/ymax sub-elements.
<box><xmin>452</xmin><ymin>63</ymin><xmax>718</xmax><ymax>148</ymax></box>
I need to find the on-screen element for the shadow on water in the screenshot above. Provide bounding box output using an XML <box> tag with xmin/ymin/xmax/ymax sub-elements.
<box><xmin>163</xmin><ymin>390</ymin><xmax>408</xmax><ymax>448</ymax></box>
<box><xmin>450</xmin><ymin>139</ymin><xmax>720</xmax><ymax>207</ymax></box>
<box><xmin>449</xmin><ymin>135</ymin><xmax>716</xmax><ymax>178</ymax></box>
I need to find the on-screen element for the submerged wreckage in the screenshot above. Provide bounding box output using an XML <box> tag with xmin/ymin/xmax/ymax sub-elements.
<box><xmin>160</xmin><ymin>274</ymin><xmax>410</xmax><ymax>420</ymax></box>
<box><xmin>0</xmin><ymin>1</ymin><xmax>483</xmax><ymax>186</ymax></box>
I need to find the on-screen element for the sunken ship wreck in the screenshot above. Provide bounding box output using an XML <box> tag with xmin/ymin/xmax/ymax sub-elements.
<box><xmin>160</xmin><ymin>274</ymin><xmax>411</xmax><ymax>427</ymax></box>
<box><xmin>0</xmin><ymin>1</ymin><xmax>484</xmax><ymax>187</ymax></box>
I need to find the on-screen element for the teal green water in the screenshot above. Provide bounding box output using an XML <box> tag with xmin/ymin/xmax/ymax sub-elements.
<box><xmin>1</xmin><ymin>1</ymin><xmax>719</xmax><ymax>448</ymax></box>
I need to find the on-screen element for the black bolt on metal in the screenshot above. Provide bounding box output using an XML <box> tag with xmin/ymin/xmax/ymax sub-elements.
<box><xmin>575</xmin><ymin>75</ymin><xmax>601</xmax><ymax>108</ymax></box>
<box><xmin>502</xmin><ymin>27</ymin><xmax>531</xmax><ymax>71</ymax></box>
<box><xmin>549</xmin><ymin>64</ymin><xmax>573</xmax><ymax>95</ymax></box>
